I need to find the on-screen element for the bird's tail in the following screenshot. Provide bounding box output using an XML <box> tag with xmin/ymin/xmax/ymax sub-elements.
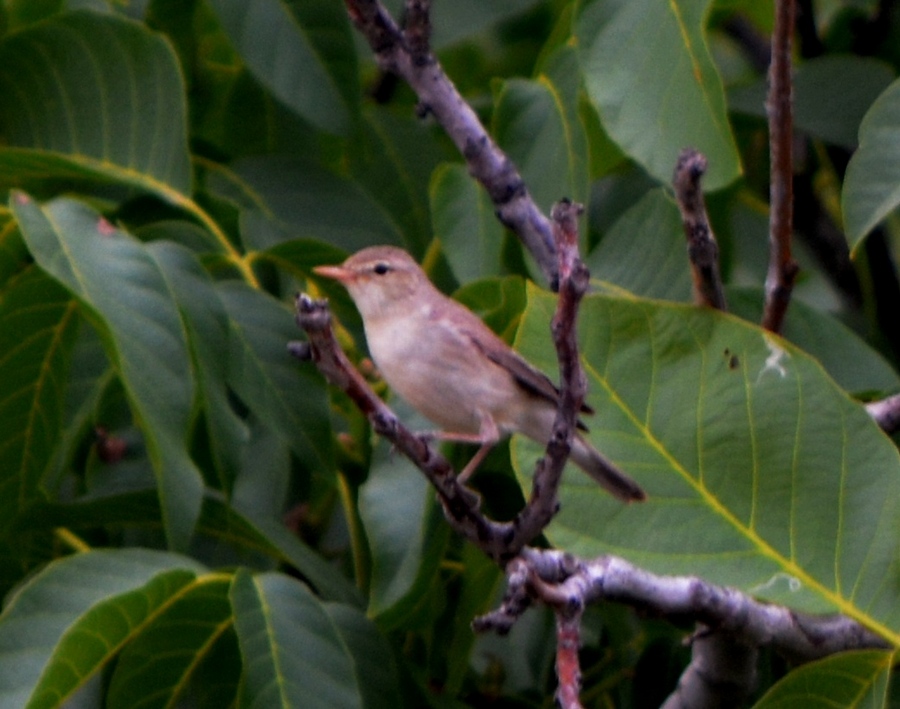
<box><xmin>570</xmin><ymin>435</ymin><xmax>646</xmax><ymax>502</ymax></box>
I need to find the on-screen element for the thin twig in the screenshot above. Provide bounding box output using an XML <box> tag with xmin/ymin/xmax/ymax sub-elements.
<box><xmin>342</xmin><ymin>0</ymin><xmax>558</xmax><ymax>286</ymax></box>
<box><xmin>554</xmin><ymin>605</ymin><xmax>585</xmax><ymax>709</ymax></box>
<box><xmin>510</xmin><ymin>200</ymin><xmax>590</xmax><ymax>545</ymax></box>
<box><xmin>673</xmin><ymin>149</ymin><xmax>728</xmax><ymax>310</ymax></box>
<box><xmin>762</xmin><ymin>0</ymin><xmax>799</xmax><ymax>333</ymax></box>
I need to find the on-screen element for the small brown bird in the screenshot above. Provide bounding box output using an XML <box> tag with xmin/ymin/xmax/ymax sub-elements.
<box><xmin>313</xmin><ymin>246</ymin><xmax>645</xmax><ymax>503</ymax></box>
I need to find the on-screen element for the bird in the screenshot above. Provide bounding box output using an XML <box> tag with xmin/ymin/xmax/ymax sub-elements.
<box><xmin>313</xmin><ymin>245</ymin><xmax>645</xmax><ymax>503</ymax></box>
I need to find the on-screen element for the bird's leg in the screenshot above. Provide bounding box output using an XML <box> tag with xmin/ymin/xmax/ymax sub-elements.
<box><xmin>413</xmin><ymin>414</ymin><xmax>500</xmax><ymax>483</ymax></box>
<box><xmin>458</xmin><ymin>414</ymin><xmax>500</xmax><ymax>484</ymax></box>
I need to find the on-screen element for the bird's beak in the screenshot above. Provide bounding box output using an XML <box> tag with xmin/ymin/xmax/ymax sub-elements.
<box><xmin>313</xmin><ymin>264</ymin><xmax>354</xmax><ymax>283</ymax></box>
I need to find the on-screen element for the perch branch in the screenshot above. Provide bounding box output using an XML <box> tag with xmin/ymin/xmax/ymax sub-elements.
<box><xmin>476</xmin><ymin>549</ymin><xmax>890</xmax><ymax>662</ymax></box>
<box><xmin>673</xmin><ymin>149</ymin><xmax>728</xmax><ymax>310</ymax></box>
<box><xmin>762</xmin><ymin>0</ymin><xmax>800</xmax><ymax>333</ymax></box>
<box><xmin>342</xmin><ymin>0</ymin><xmax>558</xmax><ymax>286</ymax></box>
<box><xmin>509</xmin><ymin>200</ymin><xmax>590</xmax><ymax>547</ymax></box>
<box><xmin>866</xmin><ymin>393</ymin><xmax>900</xmax><ymax>435</ymax></box>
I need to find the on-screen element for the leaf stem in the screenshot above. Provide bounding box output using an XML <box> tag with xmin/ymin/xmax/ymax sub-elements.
<box><xmin>54</xmin><ymin>527</ymin><xmax>91</xmax><ymax>553</ymax></box>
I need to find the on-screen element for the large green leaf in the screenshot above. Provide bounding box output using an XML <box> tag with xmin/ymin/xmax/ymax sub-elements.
<box><xmin>430</xmin><ymin>163</ymin><xmax>506</xmax><ymax>283</ymax></box>
<box><xmin>576</xmin><ymin>0</ymin><xmax>740</xmax><ymax>190</ymax></box>
<box><xmin>728</xmin><ymin>55</ymin><xmax>894</xmax><ymax>150</ymax></box>
<box><xmin>11</xmin><ymin>194</ymin><xmax>204</xmax><ymax>551</ymax></box>
<box><xmin>360</xmin><ymin>438</ymin><xmax>450</xmax><ymax>625</ymax></box>
<box><xmin>0</xmin><ymin>268</ymin><xmax>78</xmax><ymax>537</ymax></box>
<box><xmin>348</xmin><ymin>108</ymin><xmax>444</xmax><ymax>256</ymax></box>
<box><xmin>208</xmin><ymin>157</ymin><xmax>405</xmax><ymax>253</ymax></box>
<box><xmin>493</xmin><ymin>71</ymin><xmax>589</xmax><ymax>215</ymax></box>
<box><xmin>323</xmin><ymin>604</ymin><xmax>403</xmax><ymax>709</ymax></box>
<box><xmin>208</xmin><ymin>0</ymin><xmax>358</xmax><ymax>136</ymax></box>
<box><xmin>752</xmin><ymin>650</ymin><xmax>893</xmax><ymax>708</ymax></box>
<box><xmin>728</xmin><ymin>288</ymin><xmax>900</xmax><ymax>396</ymax></box>
<box><xmin>842</xmin><ymin>76</ymin><xmax>900</xmax><ymax>252</ymax></box>
<box><xmin>588</xmin><ymin>188</ymin><xmax>692</xmax><ymax>302</ymax></box>
<box><xmin>513</xmin><ymin>287</ymin><xmax>900</xmax><ymax>643</ymax></box>
<box><xmin>0</xmin><ymin>549</ymin><xmax>207</xmax><ymax>709</ymax></box>
<box><xmin>0</xmin><ymin>10</ymin><xmax>191</xmax><ymax>198</ymax></box>
<box><xmin>105</xmin><ymin>576</ymin><xmax>234</xmax><ymax>709</ymax></box>
<box><xmin>230</xmin><ymin>570</ymin><xmax>363</xmax><ymax>709</ymax></box>
<box><xmin>216</xmin><ymin>281</ymin><xmax>333</xmax><ymax>474</ymax></box>
<box><xmin>144</xmin><ymin>240</ymin><xmax>249</xmax><ymax>492</ymax></box>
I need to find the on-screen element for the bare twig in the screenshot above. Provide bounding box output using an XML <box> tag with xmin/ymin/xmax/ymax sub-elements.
<box><xmin>866</xmin><ymin>393</ymin><xmax>900</xmax><ymax>435</ymax></box>
<box><xmin>554</xmin><ymin>605</ymin><xmax>585</xmax><ymax>709</ymax></box>
<box><xmin>510</xmin><ymin>200</ymin><xmax>590</xmax><ymax>544</ymax></box>
<box><xmin>762</xmin><ymin>0</ymin><xmax>800</xmax><ymax>333</ymax></box>
<box><xmin>342</xmin><ymin>0</ymin><xmax>558</xmax><ymax>286</ymax></box>
<box><xmin>673</xmin><ymin>149</ymin><xmax>728</xmax><ymax>310</ymax></box>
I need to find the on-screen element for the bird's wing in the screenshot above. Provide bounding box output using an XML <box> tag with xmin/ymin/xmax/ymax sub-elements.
<box><xmin>463</xmin><ymin>325</ymin><xmax>594</xmax><ymax>423</ymax></box>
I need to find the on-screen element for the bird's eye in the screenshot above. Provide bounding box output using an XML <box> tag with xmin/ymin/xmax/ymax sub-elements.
<box><xmin>373</xmin><ymin>262</ymin><xmax>390</xmax><ymax>275</ymax></box>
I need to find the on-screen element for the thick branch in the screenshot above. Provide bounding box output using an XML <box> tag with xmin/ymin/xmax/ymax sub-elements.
<box><xmin>673</xmin><ymin>149</ymin><xmax>728</xmax><ymax>310</ymax></box>
<box><xmin>343</xmin><ymin>0</ymin><xmax>558</xmax><ymax>286</ymax></box>
<box><xmin>483</xmin><ymin>550</ymin><xmax>889</xmax><ymax>661</ymax></box>
<box><xmin>762</xmin><ymin>0</ymin><xmax>799</xmax><ymax>333</ymax></box>
<box><xmin>661</xmin><ymin>629</ymin><xmax>758</xmax><ymax>709</ymax></box>
<box><xmin>866</xmin><ymin>393</ymin><xmax>900</xmax><ymax>435</ymax></box>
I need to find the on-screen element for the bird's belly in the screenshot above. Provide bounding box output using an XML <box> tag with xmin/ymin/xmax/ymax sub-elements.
<box><xmin>368</xmin><ymin>324</ymin><xmax>516</xmax><ymax>434</ymax></box>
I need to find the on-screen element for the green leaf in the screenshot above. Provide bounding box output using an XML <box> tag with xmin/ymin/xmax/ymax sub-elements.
<box><xmin>430</xmin><ymin>163</ymin><xmax>505</xmax><ymax>283</ymax></box>
<box><xmin>513</xmin><ymin>287</ymin><xmax>900</xmax><ymax>643</ymax></box>
<box><xmin>144</xmin><ymin>240</ymin><xmax>249</xmax><ymax>491</ymax></box>
<box><xmin>360</xmin><ymin>439</ymin><xmax>450</xmax><ymax>625</ymax></box>
<box><xmin>588</xmin><ymin>188</ymin><xmax>692</xmax><ymax>302</ymax></box>
<box><xmin>0</xmin><ymin>10</ymin><xmax>191</xmax><ymax>198</ymax></box>
<box><xmin>324</xmin><ymin>604</ymin><xmax>403</xmax><ymax>709</ymax></box>
<box><xmin>728</xmin><ymin>288</ymin><xmax>900</xmax><ymax>396</ymax></box>
<box><xmin>0</xmin><ymin>549</ymin><xmax>207</xmax><ymax>709</ymax></box>
<box><xmin>105</xmin><ymin>576</ymin><xmax>234</xmax><ymax>709</ymax></box>
<box><xmin>348</xmin><ymin>108</ymin><xmax>444</xmax><ymax>256</ymax></box>
<box><xmin>0</xmin><ymin>268</ymin><xmax>78</xmax><ymax>536</ymax></box>
<box><xmin>11</xmin><ymin>194</ymin><xmax>204</xmax><ymax>551</ymax></box>
<box><xmin>198</xmin><ymin>496</ymin><xmax>361</xmax><ymax>606</ymax></box>
<box><xmin>230</xmin><ymin>570</ymin><xmax>363</xmax><ymax>709</ymax></box>
<box><xmin>728</xmin><ymin>55</ymin><xmax>895</xmax><ymax>150</ymax></box>
<box><xmin>209</xmin><ymin>157</ymin><xmax>405</xmax><ymax>252</ymax></box>
<box><xmin>208</xmin><ymin>0</ymin><xmax>358</xmax><ymax>136</ymax></box>
<box><xmin>751</xmin><ymin>650</ymin><xmax>893</xmax><ymax>709</ymax></box>
<box><xmin>426</xmin><ymin>0</ymin><xmax>541</xmax><ymax>48</ymax></box>
<box><xmin>842</xmin><ymin>76</ymin><xmax>900</xmax><ymax>252</ymax></box>
<box><xmin>493</xmin><ymin>73</ymin><xmax>589</xmax><ymax>214</ymax></box>
<box><xmin>576</xmin><ymin>0</ymin><xmax>741</xmax><ymax>190</ymax></box>
<box><xmin>216</xmin><ymin>281</ymin><xmax>334</xmax><ymax>474</ymax></box>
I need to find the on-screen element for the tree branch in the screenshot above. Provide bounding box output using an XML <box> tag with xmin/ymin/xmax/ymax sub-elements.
<box><xmin>673</xmin><ymin>149</ymin><xmax>728</xmax><ymax>311</ymax></box>
<box><xmin>762</xmin><ymin>0</ymin><xmax>800</xmax><ymax>333</ymax></box>
<box><xmin>476</xmin><ymin>549</ymin><xmax>889</xmax><ymax>660</ymax></box>
<box><xmin>342</xmin><ymin>0</ymin><xmax>559</xmax><ymax>286</ymax></box>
